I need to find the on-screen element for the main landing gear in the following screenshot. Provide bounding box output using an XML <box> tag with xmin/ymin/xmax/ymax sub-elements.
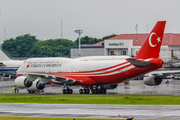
<box><xmin>62</xmin><ymin>84</ymin><xmax>73</xmax><ymax>94</ymax></box>
<box><xmin>79</xmin><ymin>88</ymin><xmax>90</xmax><ymax>94</ymax></box>
<box><xmin>92</xmin><ymin>86</ymin><xmax>106</xmax><ymax>94</ymax></box>
<box><xmin>62</xmin><ymin>85</ymin><xmax>107</xmax><ymax>94</ymax></box>
<box><xmin>78</xmin><ymin>86</ymin><xmax>107</xmax><ymax>94</ymax></box>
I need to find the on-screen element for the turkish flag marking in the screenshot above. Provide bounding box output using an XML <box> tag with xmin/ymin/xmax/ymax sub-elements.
<box><xmin>26</xmin><ymin>64</ymin><xmax>30</xmax><ymax>68</ymax></box>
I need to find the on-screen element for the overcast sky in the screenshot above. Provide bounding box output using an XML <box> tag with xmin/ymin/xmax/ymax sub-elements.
<box><xmin>0</xmin><ymin>0</ymin><xmax>179</xmax><ymax>43</ymax></box>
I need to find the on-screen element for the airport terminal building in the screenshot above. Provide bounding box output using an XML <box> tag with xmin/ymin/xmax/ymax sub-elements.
<box><xmin>70</xmin><ymin>33</ymin><xmax>180</xmax><ymax>62</ymax></box>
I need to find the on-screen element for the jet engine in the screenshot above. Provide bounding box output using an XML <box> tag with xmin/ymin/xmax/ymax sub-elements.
<box><xmin>100</xmin><ymin>84</ymin><xmax>118</xmax><ymax>89</ymax></box>
<box><xmin>27</xmin><ymin>79</ymin><xmax>45</xmax><ymax>91</ymax></box>
<box><xmin>15</xmin><ymin>76</ymin><xmax>46</xmax><ymax>91</ymax></box>
<box><xmin>143</xmin><ymin>76</ymin><xmax>162</xmax><ymax>86</ymax></box>
<box><xmin>15</xmin><ymin>76</ymin><xmax>33</xmax><ymax>88</ymax></box>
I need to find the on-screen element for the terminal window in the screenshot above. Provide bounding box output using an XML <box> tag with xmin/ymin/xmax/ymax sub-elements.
<box><xmin>123</xmin><ymin>51</ymin><xmax>126</xmax><ymax>55</ymax></box>
<box><xmin>110</xmin><ymin>51</ymin><xmax>115</xmax><ymax>55</ymax></box>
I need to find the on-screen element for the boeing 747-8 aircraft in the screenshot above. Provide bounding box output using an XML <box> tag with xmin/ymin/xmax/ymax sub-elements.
<box><xmin>15</xmin><ymin>21</ymin><xmax>167</xmax><ymax>94</ymax></box>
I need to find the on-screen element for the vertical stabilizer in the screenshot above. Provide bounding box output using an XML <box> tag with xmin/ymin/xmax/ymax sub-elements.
<box><xmin>0</xmin><ymin>50</ymin><xmax>11</xmax><ymax>61</ymax></box>
<box><xmin>134</xmin><ymin>21</ymin><xmax>166</xmax><ymax>59</ymax></box>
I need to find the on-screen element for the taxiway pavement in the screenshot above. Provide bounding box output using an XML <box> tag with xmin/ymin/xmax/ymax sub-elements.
<box><xmin>0</xmin><ymin>103</ymin><xmax>180</xmax><ymax>119</ymax></box>
<box><xmin>1</xmin><ymin>80</ymin><xmax>180</xmax><ymax>119</ymax></box>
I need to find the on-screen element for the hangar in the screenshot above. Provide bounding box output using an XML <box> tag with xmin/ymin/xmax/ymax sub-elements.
<box><xmin>70</xmin><ymin>33</ymin><xmax>180</xmax><ymax>62</ymax></box>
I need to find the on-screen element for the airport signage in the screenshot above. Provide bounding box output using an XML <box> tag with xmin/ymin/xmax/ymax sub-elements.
<box><xmin>105</xmin><ymin>39</ymin><xmax>133</xmax><ymax>49</ymax></box>
<box><xmin>109</xmin><ymin>43</ymin><xmax>124</xmax><ymax>46</ymax></box>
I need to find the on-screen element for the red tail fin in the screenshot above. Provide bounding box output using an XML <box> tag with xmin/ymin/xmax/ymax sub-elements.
<box><xmin>134</xmin><ymin>21</ymin><xmax>166</xmax><ymax>59</ymax></box>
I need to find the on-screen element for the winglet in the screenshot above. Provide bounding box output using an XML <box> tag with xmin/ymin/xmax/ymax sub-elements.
<box><xmin>134</xmin><ymin>21</ymin><xmax>166</xmax><ymax>59</ymax></box>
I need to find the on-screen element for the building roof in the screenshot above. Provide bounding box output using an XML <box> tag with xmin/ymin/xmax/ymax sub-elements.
<box><xmin>93</xmin><ymin>33</ymin><xmax>180</xmax><ymax>46</ymax></box>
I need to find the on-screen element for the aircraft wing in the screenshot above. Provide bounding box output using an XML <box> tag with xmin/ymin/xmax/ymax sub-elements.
<box><xmin>145</xmin><ymin>70</ymin><xmax>180</xmax><ymax>78</ymax></box>
<box><xmin>27</xmin><ymin>73</ymin><xmax>82</xmax><ymax>84</ymax></box>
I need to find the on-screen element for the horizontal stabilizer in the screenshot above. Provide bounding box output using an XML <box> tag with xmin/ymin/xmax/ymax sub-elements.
<box><xmin>126</xmin><ymin>58</ymin><xmax>155</xmax><ymax>68</ymax></box>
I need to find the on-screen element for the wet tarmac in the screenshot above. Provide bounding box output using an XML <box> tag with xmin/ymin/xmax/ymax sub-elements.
<box><xmin>0</xmin><ymin>103</ymin><xmax>180</xmax><ymax>119</ymax></box>
<box><xmin>1</xmin><ymin>79</ymin><xmax>180</xmax><ymax>95</ymax></box>
<box><xmin>1</xmin><ymin>80</ymin><xmax>180</xmax><ymax>119</ymax></box>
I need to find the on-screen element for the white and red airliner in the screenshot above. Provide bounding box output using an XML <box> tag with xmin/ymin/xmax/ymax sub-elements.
<box><xmin>15</xmin><ymin>21</ymin><xmax>167</xmax><ymax>94</ymax></box>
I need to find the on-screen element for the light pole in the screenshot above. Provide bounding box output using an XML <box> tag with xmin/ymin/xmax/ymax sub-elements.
<box><xmin>74</xmin><ymin>29</ymin><xmax>83</xmax><ymax>57</ymax></box>
<box><xmin>135</xmin><ymin>24</ymin><xmax>138</xmax><ymax>40</ymax></box>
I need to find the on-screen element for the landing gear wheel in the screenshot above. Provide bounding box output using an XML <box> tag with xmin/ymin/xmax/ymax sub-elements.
<box><xmin>63</xmin><ymin>89</ymin><xmax>73</xmax><ymax>94</ymax></box>
<box><xmin>91</xmin><ymin>87</ymin><xmax>107</xmax><ymax>94</ymax></box>
<box><xmin>84</xmin><ymin>89</ymin><xmax>90</xmax><ymax>94</ymax></box>
<box><xmin>86</xmin><ymin>89</ymin><xmax>90</xmax><ymax>94</ymax></box>
<box><xmin>79</xmin><ymin>89</ymin><xmax>83</xmax><ymax>94</ymax></box>
<box><xmin>79</xmin><ymin>88</ymin><xmax>90</xmax><ymax>94</ymax></box>
<box><xmin>68</xmin><ymin>89</ymin><xmax>73</xmax><ymax>94</ymax></box>
<box><xmin>63</xmin><ymin>89</ymin><xmax>67</xmax><ymax>94</ymax></box>
<box><xmin>101</xmin><ymin>89</ymin><xmax>106</xmax><ymax>94</ymax></box>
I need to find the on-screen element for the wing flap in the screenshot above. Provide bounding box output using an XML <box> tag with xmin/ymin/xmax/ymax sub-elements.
<box><xmin>27</xmin><ymin>73</ymin><xmax>82</xmax><ymax>84</ymax></box>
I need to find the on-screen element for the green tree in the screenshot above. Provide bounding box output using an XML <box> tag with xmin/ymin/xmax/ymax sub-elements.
<box><xmin>102</xmin><ymin>34</ymin><xmax>117</xmax><ymax>40</ymax></box>
<box><xmin>74</xmin><ymin>34</ymin><xmax>117</xmax><ymax>46</ymax></box>
<box><xmin>74</xmin><ymin>36</ymin><xmax>103</xmax><ymax>46</ymax></box>
<box><xmin>29</xmin><ymin>38</ymin><xmax>75</xmax><ymax>57</ymax></box>
<box><xmin>2</xmin><ymin>34</ymin><xmax>38</xmax><ymax>57</ymax></box>
<box><xmin>2</xmin><ymin>34</ymin><xmax>117</xmax><ymax>58</ymax></box>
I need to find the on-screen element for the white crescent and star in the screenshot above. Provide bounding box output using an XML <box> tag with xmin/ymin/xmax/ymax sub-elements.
<box><xmin>149</xmin><ymin>32</ymin><xmax>161</xmax><ymax>47</ymax></box>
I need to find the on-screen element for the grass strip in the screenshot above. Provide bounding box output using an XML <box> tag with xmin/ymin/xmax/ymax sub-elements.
<box><xmin>0</xmin><ymin>94</ymin><xmax>180</xmax><ymax>105</ymax></box>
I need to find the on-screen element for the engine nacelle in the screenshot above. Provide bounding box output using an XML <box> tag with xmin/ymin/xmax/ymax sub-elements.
<box><xmin>101</xmin><ymin>84</ymin><xmax>118</xmax><ymax>89</ymax></box>
<box><xmin>15</xmin><ymin>76</ymin><xmax>33</xmax><ymax>88</ymax></box>
<box><xmin>143</xmin><ymin>76</ymin><xmax>162</xmax><ymax>86</ymax></box>
<box><xmin>27</xmin><ymin>79</ymin><xmax>45</xmax><ymax>91</ymax></box>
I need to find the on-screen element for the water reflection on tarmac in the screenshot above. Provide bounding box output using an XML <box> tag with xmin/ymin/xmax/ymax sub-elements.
<box><xmin>1</xmin><ymin>79</ymin><xmax>180</xmax><ymax>119</ymax></box>
<box><xmin>1</xmin><ymin>79</ymin><xmax>180</xmax><ymax>95</ymax></box>
<box><xmin>0</xmin><ymin>103</ymin><xmax>180</xmax><ymax>119</ymax></box>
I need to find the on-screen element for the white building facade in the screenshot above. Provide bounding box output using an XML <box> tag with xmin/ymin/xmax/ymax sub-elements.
<box><xmin>70</xmin><ymin>33</ymin><xmax>180</xmax><ymax>62</ymax></box>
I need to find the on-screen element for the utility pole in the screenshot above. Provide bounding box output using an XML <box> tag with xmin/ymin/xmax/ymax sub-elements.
<box><xmin>4</xmin><ymin>26</ymin><xmax>6</xmax><ymax>41</ymax></box>
<box><xmin>61</xmin><ymin>19</ymin><xmax>63</xmax><ymax>39</ymax></box>
<box><xmin>61</xmin><ymin>19</ymin><xmax>63</xmax><ymax>57</ymax></box>
<box><xmin>74</xmin><ymin>29</ymin><xmax>83</xmax><ymax>57</ymax></box>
